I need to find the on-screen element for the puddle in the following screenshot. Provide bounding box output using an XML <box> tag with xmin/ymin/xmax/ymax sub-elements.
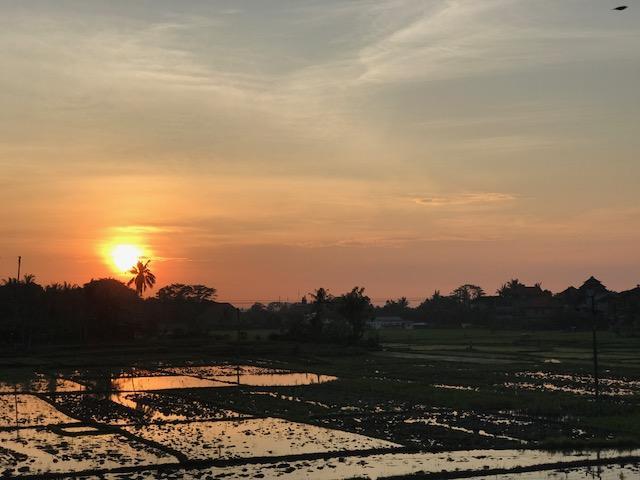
<box><xmin>0</xmin><ymin>394</ymin><xmax>77</xmax><ymax>428</ymax></box>
<box><xmin>166</xmin><ymin>365</ymin><xmax>337</xmax><ymax>386</ymax></box>
<box><xmin>249</xmin><ymin>391</ymin><xmax>331</xmax><ymax>409</ymax></box>
<box><xmin>405</xmin><ymin>417</ymin><xmax>525</xmax><ymax>444</ymax></box>
<box><xmin>503</xmin><ymin>371</ymin><xmax>640</xmax><ymax>397</ymax></box>
<box><xmin>123</xmin><ymin>417</ymin><xmax>401</xmax><ymax>460</ymax></box>
<box><xmin>504</xmin><ymin>381</ymin><xmax>603</xmax><ymax>396</ymax></box>
<box><xmin>433</xmin><ymin>384</ymin><xmax>480</xmax><ymax>392</ymax></box>
<box><xmin>111</xmin><ymin>375</ymin><xmax>229</xmax><ymax>392</ymax></box>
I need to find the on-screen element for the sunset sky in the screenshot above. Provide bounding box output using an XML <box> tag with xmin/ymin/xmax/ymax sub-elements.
<box><xmin>1</xmin><ymin>1</ymin><xmax>639</xmax><ymax>303</ymax></box>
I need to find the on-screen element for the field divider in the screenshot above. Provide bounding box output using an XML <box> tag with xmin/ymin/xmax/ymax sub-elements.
<box><xmin>33</xmin><ymin>393</ymin><xmax>189</xmax><ymax>464</ymax></box>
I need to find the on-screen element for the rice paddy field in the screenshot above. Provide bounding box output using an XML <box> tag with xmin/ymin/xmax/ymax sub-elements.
<box><xmin>1</xmin><ymin>328</ymin><xmax>640</xmax><ymax>479</ymax></box>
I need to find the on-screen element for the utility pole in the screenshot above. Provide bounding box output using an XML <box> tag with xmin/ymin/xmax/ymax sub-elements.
<box><xmin>590</xmin><ymin>292</ymin><xmax>600</xmax><ymax>403</ymax></box>
<box><xmin>17</xmin><ymin>256</ymin><xmax>21</xmax><ymax>281</ymax></box>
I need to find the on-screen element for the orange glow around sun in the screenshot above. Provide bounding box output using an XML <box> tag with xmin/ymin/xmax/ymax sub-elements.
<box><xmin>110</xmin><ymin>244</ymin><xmax>143</xmax><ymax>272</ymax></box>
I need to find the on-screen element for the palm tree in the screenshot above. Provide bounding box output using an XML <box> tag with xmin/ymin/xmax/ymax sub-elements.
<box><xmin>127</xmin><ymin>260</ymin><xmax>156</xmax><ymax>297</ymax></box>
<box><xmin>309</xmin><ymin>287</ymin><xmax>332</xmax><ymax>334</ymax></box>
<box><xmin>2</xmin><ymin>274</ymin><xmax>36</xmax><ymax>286</ymax></box>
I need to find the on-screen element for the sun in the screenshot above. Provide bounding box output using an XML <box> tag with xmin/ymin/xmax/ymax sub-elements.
<box><xmin>110</xmin><ymin>244</ymin><xmax>143</xmax><ymax>272</ymax></box>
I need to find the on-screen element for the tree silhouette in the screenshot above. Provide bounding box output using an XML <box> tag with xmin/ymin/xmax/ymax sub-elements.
<box><xmin>337</xmin><ymin>286</ymin><xmax>372</xmax><ymax>342</ymax></box>
<box><xmin>382</xmin><ymin>297</ymin><xmax>410</xmax><ymax>317</ymax></box>
<box><xmin>309</xmin><ymin>287</ymin><xmax>332</xmax><ymax>334</ymax></box>
<box><xmin>127</xmin><ymin>260</ymin><xmax>156</xmax><ymax>297</ymax></box>
<box><xmin>84</xmin><ymin>278</ymin><xmax>139</xmax><ymax>341</ymax></box>
<box><xmin>451</xmin><ymin>284</ymin><xmax>485</xmax><ymax>306</ymax></box>
<box><xmin>497</xmin><ymin>278</ymin><xmax>526</xmax><ymax>298</ymax></box>
<box><xmin>2</xmin><ymin>274</ymin><xmax>37</xmax><ymax>286</ymax></box>
<box><xmin>157</xmin><ymin>284</ymin><xmax>216</xmax><ymax>302</ymax></box>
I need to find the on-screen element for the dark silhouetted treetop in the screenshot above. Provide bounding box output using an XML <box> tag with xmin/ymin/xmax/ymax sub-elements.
<box><xmin>310</xmin><ymin>287</ymin><xmax>333</xmax><ymax>305</ymax></box>
<box><xmin>156</xmin><ymin>283</ymin><xmax>217</xmax><ymax>303</ymax></box>
<box><xmin>127</xmin><ymin>260</ymin><xmax>156</xmax><ymax>297</ymax></box>
<box><xmin>83</xmin><ymin>278</ymin><xmax>139</xmax><ymax>304</ymax></box>
<box><xmin>450</xmin><ymin>284</ymin><xmax>485</xmax><ymax>305</ymax></box>
<box><xmin>337</xmin><ymin>286</ymin><xmax>373</xmax><ymax>342</ymax></box>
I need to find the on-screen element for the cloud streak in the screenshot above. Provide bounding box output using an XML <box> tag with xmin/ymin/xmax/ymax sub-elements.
<box><xmin>412</xmin><ymin>193</ymin><xmax>517</xmax><ymax>207</ymax></box>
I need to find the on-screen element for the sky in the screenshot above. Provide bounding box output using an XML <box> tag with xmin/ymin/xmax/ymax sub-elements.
<box><xmin>1</xmin><ymin>0</ymin><xmax>639</xmax><ymax>303</ymax></box>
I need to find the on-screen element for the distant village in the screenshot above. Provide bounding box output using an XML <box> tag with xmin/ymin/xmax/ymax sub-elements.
<box><xmin>238</xmin><ymin>276</ymin><xmax>640</xmax><ymax>338</ymax></box>
<box><xmin>367</xmin><ymin>276</ymin><xmax>640</xmax><ymax>332</ymax></box>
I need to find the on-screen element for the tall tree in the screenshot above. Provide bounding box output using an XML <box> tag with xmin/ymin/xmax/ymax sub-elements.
<box><xmin>127</xmin><ymin>260</ymin><xmax>156</xmax><ymax>297</ymax></box>
<box><xmin>497</xmin><ymin>279</ymin><xmax>526</xmax><ymax>298</ymax></box>
<box><xmin>382</xmin><ymin>297</ymin><xmax>411</xmax><ymax>317</ymax></box>
<box><xmin>450</xmin><ymin>284</ymin><xmax>485</xmax><ymax>306</ymax></box>
<box><xmin>337</xmin><ymin>286</ymin><xmax>372</xmax><ymax>342</ymax></box>
<box><xmin>309</xmin><ymin>287</ymin><xmax>332</xmax><ymax>333</ymax></box>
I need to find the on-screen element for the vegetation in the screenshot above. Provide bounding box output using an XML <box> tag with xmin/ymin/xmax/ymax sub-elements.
<box><xmin>127</xmin><ymin>260</ymin><xmax>157</xmax><ymax>296</ymax></box>
<box><xmin>1</xmin><ymin>270</ymin><xmax>639</xmax><ymax>348</ymax></box>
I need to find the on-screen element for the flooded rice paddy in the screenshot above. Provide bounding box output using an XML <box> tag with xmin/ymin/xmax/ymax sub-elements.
<box><xmin>0</xmin><ymin>428</ymin><xmax>174</xmax><ymax>476</ymax></box>
<box><xmin>0</xmin><ymin>362</ymin><xmax>638</xmax><ymax>479</ymax></box>
<box><xmin>50</xmin><ymin>449</ymin><xmax>640</xmax><ymax>479</ymax></box>
<box><xmin>0</xmin><ymin>376</ymin><xmax>85</xmax><ymax>394</ymax></box>
<box><xmin>110</xmin><ymin>375</ymin><xmax>228</xmax><ymax>392</ymax></box>
<box><xmin>503</xmin><ymin>371</ymin><xmax>640</xmax><ymax>397</ymax></box>
<box><xmin>0</xmin><ymin>395</ymin><xmax>76</xmax><ymax>428</ymax></box>
<box><xmin>165</xmin><ymin>365</ymin><xmax>338</xmax><ymax>386</ymax></box>
<box><xmin>123</xmin><ymin>418</ymin><xmax>400</xmax><ymax>460</ymax></box>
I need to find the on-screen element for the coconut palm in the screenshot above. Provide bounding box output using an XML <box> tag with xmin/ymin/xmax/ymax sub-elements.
<box><xmin>309</xmin><ymin>287</ymin><xmax>332</xmax><ymax>334</ymax></box>
<box><xmin>127</xmin><ymin>260</ymin><xmax>156</xmax><ymax>297</ymax></box>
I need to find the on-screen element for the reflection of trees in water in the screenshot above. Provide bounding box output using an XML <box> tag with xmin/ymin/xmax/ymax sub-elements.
<box><xmin>133</xmin><ymin>396</ymin><xmax>155</xmax><ymax>424</ymax></box>
<box><xmin>46</xmin><ymin>374</ymin><xmax>58</xmax><ymax>394</ymax></box>
<box><xmin>86</xmin><ymin>368</ymin><xmax>157</xmax><ymax>423</ymax></box>
<box><xmin>13</xmin><ymin>384</ymin><xmax>19</xmax><ymax>434</ymax></box>
<box><xmin>89</xmin><ymin>370</ymin><xmax>114</xmax><ymax>400</ymax></box>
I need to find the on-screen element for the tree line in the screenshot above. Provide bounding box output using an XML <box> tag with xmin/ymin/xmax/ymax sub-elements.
<box><xmin>243</xmin><ymin>277</ymin><xmax>640</xmax><ymax>338</ymax></box>
<box><xmin>0</xmin><ymin>272</ymin><xmax>221</xmax><ymax>346</ymax></box>
<box><xmin>1</xmin><ymin>270</ymin><xmax>639</xmax><ymax>347</ymax></box>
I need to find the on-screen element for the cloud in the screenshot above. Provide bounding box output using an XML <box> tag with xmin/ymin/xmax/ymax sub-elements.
<box><xmin>449</xmin><ymin>135</ymin><xmax>577</xmax><ymax>153</ymax></box>
<box><xmin>355</xmin><ymin>0</ymin><xmax>640</xmax><ymax>85</ymax></box>
<box><xmin>412</xmin><ymin>192</ymin><xmax>516</xmax><ymax>207</ymax></box>
<box><xmin>111</xmin><ymin>225</ymin><xmax>182</xmax><ymax>235</ymax></box>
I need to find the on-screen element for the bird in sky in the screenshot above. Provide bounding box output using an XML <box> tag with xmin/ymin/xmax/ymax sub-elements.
<box><xmin>613</xmin><ymin>5</ymin><xmax>628</xmax><ymax>10</ymax></box>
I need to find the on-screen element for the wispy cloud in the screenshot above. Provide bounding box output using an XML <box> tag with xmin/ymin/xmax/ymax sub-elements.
<box><xmin>412</xmin><ymin>192</ymin><xmax>516</xmax><ymax>207</ymax></box>
<box><xmin>111</xmin><ymin>225</ymin><xmax>182</xmax><ymax>235</ymax></box>
<box><xmin>356</xmin><ymin>0</ymin><xmax>640</xmax><ymax>84</ymax></box>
